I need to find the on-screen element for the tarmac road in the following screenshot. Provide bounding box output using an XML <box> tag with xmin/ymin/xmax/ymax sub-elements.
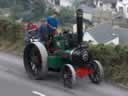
<box><xmin>0</xmin><ymin>52</ymin><xmax>128</xmax><ymax>96</ymax></box>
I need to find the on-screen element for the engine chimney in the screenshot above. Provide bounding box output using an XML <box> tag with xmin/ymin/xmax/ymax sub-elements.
<box><xmin>76</xmin><ymin>9</ymin><xmax>83</xmax><ymax>44</ymax></box>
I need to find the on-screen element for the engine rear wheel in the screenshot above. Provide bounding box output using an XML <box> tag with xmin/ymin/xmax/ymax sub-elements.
<box><xmin>24</xmin><ymin>43</ymin><xmax>48</xmax><ymax>80</ymax></box>
<box><xmin>88</xmin><ymin>60</ymin><xmax>104</xmax><ymax>84</ymax></box>
<box><xmin>63</xmin><ymin>64</ymin><xmax>76</xmax><ymax>88</ymax></box>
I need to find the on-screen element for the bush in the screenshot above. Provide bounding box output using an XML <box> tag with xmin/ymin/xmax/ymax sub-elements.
<box><xmin>0</xmin><ymin>19</ymin><xmax>23</xmax><ymax>39</ymax></box>
<box><xmin>89</xmin><ymin>44</ymin><xmax>128</xmax><ymax>84</ymax></box>
<box><xmin>0</xmin><ymin>18</ymin><xmax>24</xmax><ymax>52</ymax></box>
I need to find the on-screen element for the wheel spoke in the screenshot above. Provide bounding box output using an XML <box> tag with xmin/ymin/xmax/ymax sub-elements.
<box><xmin>63</xmin><ymin>64</ymin><xmax>76</xmax><ymax>88</ymax></box>
<box><xmin>29</xmin><ymin>47</ymin><xmax>42</xmax><ymax>75</ymax></box>
<box><xmin>89</xmin><ymin>60</ymin><xmax>104</xmax><ymax>84</ymax></box>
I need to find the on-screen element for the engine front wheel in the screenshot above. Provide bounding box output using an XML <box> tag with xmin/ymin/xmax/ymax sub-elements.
<box><xmin>88</xmin><ymin>60</ymin><xmax>104</xmax><ymax>84</ymax></box>
<box><xmin>63</xmin><ymin>64</ymin><xmax>76</xmax><ymax>88</ymax></box>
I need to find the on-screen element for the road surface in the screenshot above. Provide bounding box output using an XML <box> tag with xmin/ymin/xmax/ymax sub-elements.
<box><xmin>0</xmin><ymin>52</ymin><xmax>128</xmax><ymax>96</ymax></box>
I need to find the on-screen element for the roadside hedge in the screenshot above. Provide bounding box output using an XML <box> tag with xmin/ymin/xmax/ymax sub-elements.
<box><xmin>89</xmin><ymin>44</ymin><xmax>128</xmax><ymax>85</ymax></box>
<box><xmin>0</xmin><ymin>18</ymin><xmax>24</xmax><ymax>53</ymax></box>
<box><xmin>0</xmin><ymin>19</ymin><xmax>23</xmax><ymax>40</ymax></box>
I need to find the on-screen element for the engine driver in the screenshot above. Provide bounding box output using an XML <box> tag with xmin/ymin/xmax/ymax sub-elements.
<box><xmin>47</xmin><ymin>8</ymin><xmax>60</xmax><ymax>37</ymax></box>
<box><xmin>46</xmin><ymin>8</ymin><xmax>60</xmax><ymax>51</ymax></box>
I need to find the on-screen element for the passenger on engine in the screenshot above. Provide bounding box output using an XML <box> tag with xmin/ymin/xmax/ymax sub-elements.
<box><xmin>38</xmin><ymin>18</ymin><xmax>48</xmax><ymax>42</ymax></box>
<box><xmin>24</xmin><ymin>22</ymin><xmax>38</xmax><ymax>45</ymax></box>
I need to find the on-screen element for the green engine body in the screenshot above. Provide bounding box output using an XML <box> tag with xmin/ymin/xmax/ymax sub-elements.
<box><xmin>44</xmin><ymin>32</ymin><xmax>89</xmax><ymax>72</ymax></box>
<box><xmin>46</xmin><ymin>35</ymin><xmax>73</xmax><ymax>71</ymax></box>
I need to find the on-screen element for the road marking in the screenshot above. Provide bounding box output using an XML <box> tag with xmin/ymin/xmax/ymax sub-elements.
<box><xmin>32</xmin><ymin>91</ymin><xmax>46</xmax><ymax>96</ymax></box>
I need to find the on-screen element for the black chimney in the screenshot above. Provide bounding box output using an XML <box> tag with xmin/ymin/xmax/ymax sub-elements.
<box><xmin>76</xmin><ymin>9</ymin><xmax>83</xmax><ymax>44</ymax></box>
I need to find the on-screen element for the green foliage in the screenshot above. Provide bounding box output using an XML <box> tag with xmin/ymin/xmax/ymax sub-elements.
<box><xmin>44</xmin><ymin>8</ymin><xmax>53</xmax><ymax>17</ymax></box>
<box><xmin>89</xmin><ymin>44</ymin><xmax>128</xmax><ymax>84</ymax></box>
<box><xmin>31</xmin><ymin>0</ymin><xmax>46</xmax><ymax>21</ymax></box>
<box><xmin>59</xmin><ymin>7</ymin><xmax>75</xmax><ymax>26</ymax></box>
<box><xmin>0</xmin><ymin>0</ymin><xmax>47</xmax><ymax>21</ymax></box>
<box><xmin>72</xmin><ymin>0</ymin><xmax>81</xmax><ymax>9</ymax></box>
<box><xmin>11</xmin><ymin>5</ymin><xmax>25</xmax><ymax>20</ymax></box>
<box><xmin>71</xmin><ymin>0</ymin><xmax>94</xmax><ymax>9</ymax></box>
<box><xmin>0</xmin><ymin>18</ymin><xmax>24</xmax><ymax>53</ymax></box>
<box><xmin>0</xmin><ymin>18</ymin><xmax>24</xmax><ymax>43</ymax></box>
<box><xmin>0</xmin><ymin>0</ymin><xmax>14</xmax><ymax>8</ymax></box>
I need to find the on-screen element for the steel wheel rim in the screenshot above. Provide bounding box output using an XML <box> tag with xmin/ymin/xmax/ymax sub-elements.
<box><xmin>91</xmin><ymin>63</ymin><xmax>100</xmax><ymax>81</ymax></box>
<box><xmin>63</xmin><ymin>64</ymin><xmax>76</xmax><ymax>88</ymax></box>
<box><xmin>89</xmin><ymin>60</ymin><xmax>104</xmax><ymax>83</ymax></box>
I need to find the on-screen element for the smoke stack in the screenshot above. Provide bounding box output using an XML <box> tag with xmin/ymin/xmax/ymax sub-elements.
<box><xmin>76</xmin><ymin>9</ymin><xmax>83</xmax><ymax>44</ymax></box>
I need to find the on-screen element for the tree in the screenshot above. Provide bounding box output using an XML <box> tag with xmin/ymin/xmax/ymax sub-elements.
<box><xmin>10</xmin><ymin>0</ymin><xmax>47</xmax><ymax>21</ymax></box>
<box><xmin>71</xmin><ymin>0</ymin><xmax>81</xmax><ymax>9</ymax></box>
<box><xmin>26</xmin><ymin>0</ymin><xmax>47</xmax><ymax>20</ymax></box>
<box><xmin>71</xmin><ymin>0</ymin><xmax>94</xmax><ymax>9</ymax></box>
<box><xmin>59</xmin><ymin>7</ymin><xmax>75</xmax><ymax>26</ymax></box>
<box><xmin>0</xmin><ymin>0</ymin><xmax>14</xmax><ymax>8</ymax></box>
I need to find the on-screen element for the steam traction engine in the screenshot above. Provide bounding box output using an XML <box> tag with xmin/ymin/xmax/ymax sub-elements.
<box><xmin>23</xmin><ymin>9</ymin><xmax>104</xmax><ymax>88</ymax></box>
